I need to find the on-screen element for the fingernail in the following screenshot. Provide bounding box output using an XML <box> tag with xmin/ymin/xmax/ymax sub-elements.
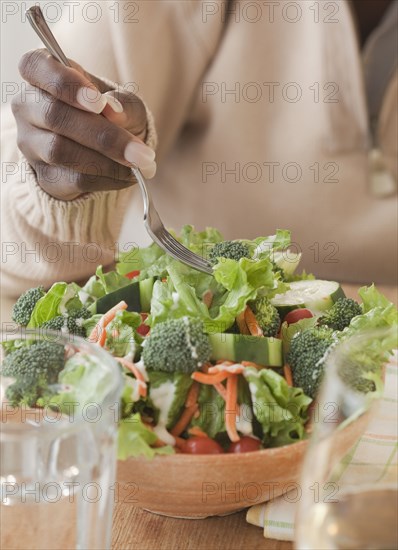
<box><xmin>76</xmin><ymin>86</ymin><xmax>107</xmax><ymax>114</ymax></box>
<box><xmin>141</xmin><ymin>162</ymin><xmax>157</xmax><ymax>179</ymax></box>
<box><xmin>125</xmin><ymin>141</ymin><xmax>156</xmax><ymax>165</ymax></box>
<box><xmin>104</xmin><ymin>92</ymin><xmax>124</xmax><ymax>113</ymax></box>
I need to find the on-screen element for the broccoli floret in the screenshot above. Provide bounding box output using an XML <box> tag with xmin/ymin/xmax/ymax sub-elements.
<box><xmin>271</xmin><ymin>260</ymin><xmax>286</xmax><ymax>281</ymax></box>
<box><xmin>287</xmin><ymin>327</ymin><xmax>336</xmax><ymax>398</ymax></box>
<box><xmin>12</xmin><ymin>286</ymin><xmax>45</xmax><ymax>326</ymax></box>
<box><xmin>142</xmin><ymin>318</ymin><xmax>211</xmax><ymax>373</ymax></box>
<box><xmin>249</xmin><ymin>297</ymin><xmax>281</xmax><ymax>337</ymax></box>
<box><xmin>318</xmin><ymin>298</ymin><xmax>362</xmax><ymax>331</ymax></box>
<box><xmin>338</xmin><ymin>346</ymin><xmax>386</xmax><ymax>394</ymax></box>
<box><xmin>1</xmin><ymin>341</ymin><xmax>65</xmax><ymax>407</ymax></box>
<box><xmin>208</xmin><ymin>241</ymin><xmax>250</xmax><ymax>265</ymax></box>
<box><xmin>41</xmin><ymin>308</ymin><xmax>92</xmax><ymax>337</ymax></box>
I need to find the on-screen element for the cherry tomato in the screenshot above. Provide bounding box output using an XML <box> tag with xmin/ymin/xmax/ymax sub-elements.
<box><xmin>228</xmin><ymin>436</ymin><xmax>262</xmax><ymax>453</ymax></box>
<box><xmin>125</xmin><ymin>270</ymin><xmax>140</xmax><ymax>279</ymax></box>
<box><xmin>136</xmin><ymin>313</ymin><xmax>150</xmax><ymax>336</ymax></box>
<box><xmin>284</xmin><ymin>308</ymin><xmax>313</xmax><ymax>325</ymax></box>
<box><xmin>183</xmin><ymin>437</ymin><xmax>224</xmax><ymax>455</ymax></box>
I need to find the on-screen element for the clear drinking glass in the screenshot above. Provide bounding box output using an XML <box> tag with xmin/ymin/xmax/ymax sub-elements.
<box><xmin>0</xmin><ymin>329</ymin><xmax>124</xmax><ymax>550</ymax></box>
<box><xmin>295</xmin><ymin>328</ymin><xmax>397</xmax><ymax>550</ymax></box>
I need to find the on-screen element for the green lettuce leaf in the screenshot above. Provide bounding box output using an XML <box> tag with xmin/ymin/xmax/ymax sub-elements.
<box><xmin>105</xmin><ymin>310</ymin><xmax>142</xmax><ymax>358</ymax></box>
<box><xmin>79</xmin><ymin>266</ymin><xmax>132</xmax><ymax>307</ymax></box>
<box><xmin>118</xmin><ymin>414</ymin><xmax>174</xmax><ymax>459</ymax></box>
<box><xmin>117</xmin><ymin>243</ymin><xmax>164</xmax><ymax>276</ymax></box>
<box><xmin>148</xmin><ymin>371</ymin><xmax>193</xmax><ymax>429</ymax></box>
<box><xmin>346</xmin><ymin>285</ymin><xmax>398</xmax><ymax>335</ymax></box>
<box><xmin>48</xmin><ymin>352</ymin><xmax>116</xmax><ymax>413</ymax></box>
<box><xmin>95</xmin><ymin>265</ymin><xmax>131</xmax><ymax>294</ymax></box>
<box><xmin>248</xmin><ymin>229</ymin><xmax>291</xmax><ymax>259</ymax></box>
<box><xmin>179</xmin><ymin>225</ymin><xmax>223</xmax><ymax>257</ymax></box>
<box><xmin>28</xmin><ymin>282</ymin><xmax>83</xmax><ymax>328</ymax></box>
<box><xmin>243</xmin><ymin>367</ymin><xmax>312</xmax><ymax>447</ymax></box>
<box><xmin>358</xmin><ymin>284</ymin><xmax>394</xmax><ymax>312</ymax></box>
<box><xmin>190</xmin><ymin>384</ymin><xmax>226</xmax><ymax>438</ymax></box>
<box><xmin>149</xmin><ymin>257</ymin><xmax>275</xmax><ymax>332</ymax></box>
<box><xmin>335</xmin><ymin>286</ymin><xmax>398</xmax><ymax>392</ymax></box>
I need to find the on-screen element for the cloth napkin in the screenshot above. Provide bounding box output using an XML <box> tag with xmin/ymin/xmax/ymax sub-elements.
<box><xmin>246</xmin><ymin>353</ymin><xmax>398</xmax><ymax>541</ymax></box>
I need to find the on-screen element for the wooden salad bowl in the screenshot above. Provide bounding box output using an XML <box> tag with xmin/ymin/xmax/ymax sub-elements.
<box><xmin>116</xmin><ymin>409</ymin><xmax>370</xmax><ymax>518</ymax></box>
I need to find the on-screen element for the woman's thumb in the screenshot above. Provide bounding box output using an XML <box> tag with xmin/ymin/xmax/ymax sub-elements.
<box><xmin>101</xmin><ymin>89</ymin><xmax>148</xmax><ymax>141</ymax></box>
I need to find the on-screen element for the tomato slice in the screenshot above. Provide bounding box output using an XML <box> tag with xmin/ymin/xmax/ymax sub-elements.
<box><xmin>125</xmin><ymin>270</ymin><xmax>140</xmax><ymax>279</ymax></box>
<box><xmin>228</xmin><ymin>436</ymin><xmax>262</xmax><ymax>453</ymax></box>
<box><xmin>137</xmin><ymin>313</ymin><xmax>150</xmax><ymax>336</ymax></box>
<box><xmin>284</xmin><ymin>308</ymin><xmax>313</xmax><ymax>325</ymax></box>
<box><xmin>183</xmin><ymin>437</ymin><xmax>224</xmax><ymax>455</ymax></box>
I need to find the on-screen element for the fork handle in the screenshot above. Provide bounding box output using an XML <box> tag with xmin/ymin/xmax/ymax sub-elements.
<box><xmin>26</xmin><ymin>6</ymin><xmax>72</xmax><ymax>68</ymax></box>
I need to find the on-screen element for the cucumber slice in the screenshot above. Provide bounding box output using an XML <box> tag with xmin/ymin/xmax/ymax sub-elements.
<box><xmin>139</xmin><ymin>278</ymin><xmax>155</xmax><ymax>312</ymax></box>
<box><xmin>209</xmin><ymin>333</ymin><xmax>283</xmax><ymax>367</ymax></box>
<box><xmin>273</xmin><ymin>251</ymin><xmax>302</xmax><ymax>276</ymax></box>
<box><xmin>91</xmin><ymin>278</ymin><xmax>154</xmax><ymax>314</ymax></box>
<box><xmin>271</xmin><ymin>279</ymin><xmax>345</xmax><ymax>317</ymax></box>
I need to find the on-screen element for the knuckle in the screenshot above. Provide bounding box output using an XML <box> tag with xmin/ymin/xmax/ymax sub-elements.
<box><xmin>96</xmin><ymin>126</ymin><xmax>120</xmax><ymax>152</ymax></box>
<box><xmin>50</xmin><ymin>73</ymin><xmax>76</xmax><ymax>100</ymax></box>
<box><xmin>18</xmin><ymin>49</ymin><xmax>44</xmax><ymax>82</ymax></box>
<box><xmin>41</xmin><ymin>99</ymin><xmax>69</xmax><ymax>132</ymax></box>
<box><xmin>46</xmin><ymin>134</ymin><xmax>64</xmax><ymax>165</ymax></box>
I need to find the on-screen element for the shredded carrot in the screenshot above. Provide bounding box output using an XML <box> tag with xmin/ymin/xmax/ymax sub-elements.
<box><xmin>209</xmin><ymin>364</ymin><xmax>244</xmax><ymax>375</ymax></box>
<box><xmin>236</xmin><ymin>310</ymin><xmax>250</xmax><ymax>335</ymax></box>
<box><xmin>185</xmin><ymin>381</ymin><xmax>200</xmax><ymax>408</ymax></box>
<box><xmin>171</xmin><ymin>404</ymin><xmax>199</xmax><ymax>436</ymax></box>
<box><xmin>216</xmin><ymin>360</ymin><xmax>233</xmax><ymax>365</ymax></box>
<box><xmin>88</xmin><ymin>301</ymin><xmax>128</xmax><ymax>343</ymax></box>
<box><xmin>117</xmin><ymin>357</ymin><xmax>147</xmax><ymax>397</ymax></box>
<box><xmin>244</xmin><ymin>306</ymin><xmax>264</xmax><ymax>337</ymax></box>
<box><xmin>188</xmin><ymin>426</ymin><xmax>208</xmax><ymax>438</ymax></box>
<box><xmin>283</xmin><ymin>364</ymin><xmax>293</xmax><ymax>387</ymax></box>
<box><xmin>98</xmin><ymin>327</ymin><xmax>107</xmax><ymax>347</ymax></box>
<box><xmin>191</xmin><ymin>371</ymin><xmax>230</xmax><ymax>385</ymax></box>
<box><xmin>202</xmin><ymin>290</ymin><xmax>213</xmax><ymax>308</ymax></box>
<box><xmin>214</xmin><ymin>382</ymin><xmax>227</xmax><ymax>400</ymax></box>
<box><xmin>241</xmin><ymin>360</ymin><xmax>266</xmax><ymax>369</ymax></box>
<box><xmin>225</xmin><ymin>375</ymin><xmax>240</xmax><ymax>443</ymax></box>
<box><xmin>200</xmin><ymin>362</ymin><xmax>211</xmax><ymax>373</ymax></box>
<box><xmin>170</xmin><ymin>381</ymin><xmax>200</xmax><ymax>437</ymax></box>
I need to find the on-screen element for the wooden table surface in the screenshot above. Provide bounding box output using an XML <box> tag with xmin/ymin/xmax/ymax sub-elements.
<box><xmin>110</xmin><ymin>283</ymin><xmax>397</xmax><ymax>550</ymax></box>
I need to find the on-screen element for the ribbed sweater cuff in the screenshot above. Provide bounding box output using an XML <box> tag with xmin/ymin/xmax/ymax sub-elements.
<box><xmin>20</xmin><ymin>158</ymin><xmax>133</xmax><ymax>246</ymax></box>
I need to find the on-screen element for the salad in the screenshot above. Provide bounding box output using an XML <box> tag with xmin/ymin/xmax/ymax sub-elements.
<box><xmin>3</xmin><ymin>227</ymin><xmax>397</xmax><ymax>458</ymax></box>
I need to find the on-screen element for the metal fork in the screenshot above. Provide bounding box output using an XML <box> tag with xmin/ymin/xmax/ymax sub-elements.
<box><xmin>26</xmin><ymin>6</ymin><xmax>213</xmax><ymax>275</ymax></box>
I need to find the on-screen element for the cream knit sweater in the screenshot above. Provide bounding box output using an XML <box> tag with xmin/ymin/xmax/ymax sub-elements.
<box><xmin>1</xmin><ymin>0</ymin><xmax>397</xmax><ymax>303</ymax></box>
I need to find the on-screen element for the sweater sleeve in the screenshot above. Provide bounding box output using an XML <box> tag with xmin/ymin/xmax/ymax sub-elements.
<box><xmin>0</xmin><ymin>1</ymin><xmax>223</xmax><ymax>299</ymax></box>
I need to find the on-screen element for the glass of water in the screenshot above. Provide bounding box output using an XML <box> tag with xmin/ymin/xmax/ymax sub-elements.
<box><xmin>0</xmin><ymin>329</ymin><xmax>124</xmax><ymax>550</ymax></box>
<box><xmin>295</xmin><ymin>327</ymin><xmax>397</xmax><ymax>550</ymax></box>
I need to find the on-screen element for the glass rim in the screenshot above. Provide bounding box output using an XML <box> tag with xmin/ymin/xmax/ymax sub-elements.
<box><xmin>1</xmin><ymin>327</ymin><xmax>124</xmax><ymax>419</ymax></box>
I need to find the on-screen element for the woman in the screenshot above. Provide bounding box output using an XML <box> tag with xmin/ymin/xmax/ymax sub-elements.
<box><xmin>1</xmin><ymin>0</ymin><xmax>396</xmax><ymax>302</ymax></box>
